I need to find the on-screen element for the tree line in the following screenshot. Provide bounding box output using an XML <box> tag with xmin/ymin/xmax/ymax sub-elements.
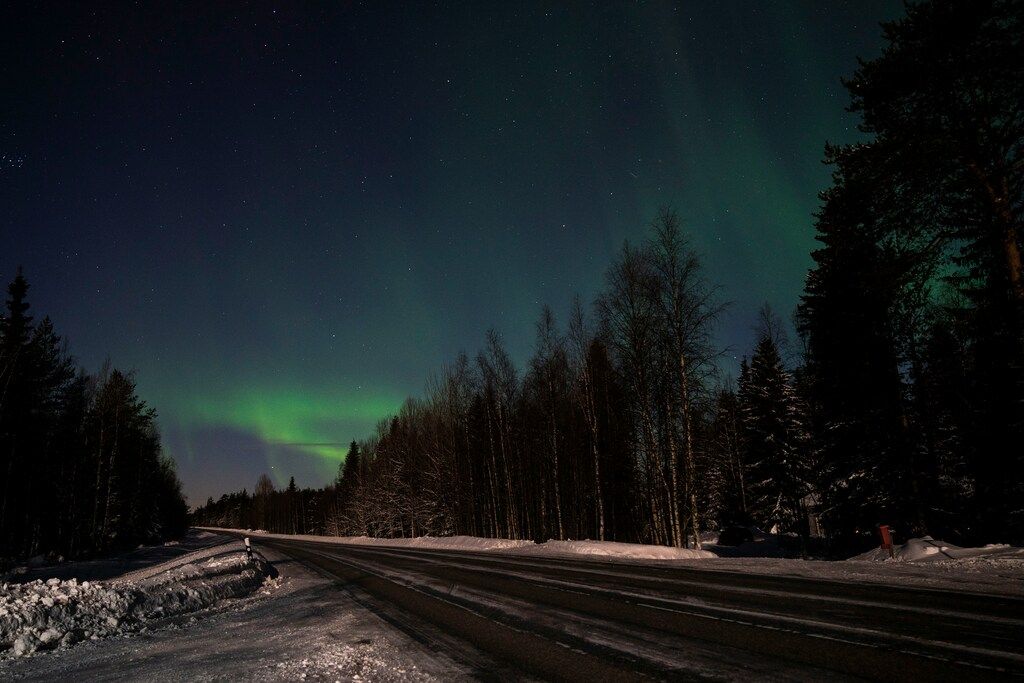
<box><xmin>797</xmin><ymin>0</ymin><xmax>1023</xmax><ymax>547</ymax></box>
<box><xmin>194</xmin><ymin>0</ymin><xmax>1022</xmax><ymax>553</ymax></box>
<box><xmin>0</xmin><ymin>271</ymin><xmax>188</xmax><ymax>565</ymax></box>
<box><xmin>194</xmin><ymin>213</ymin><xmax>817</xmax><ymax>551</ymax></box>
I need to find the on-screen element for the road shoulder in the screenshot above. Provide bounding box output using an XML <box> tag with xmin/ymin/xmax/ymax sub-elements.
<box><xmin>2</xmin><ymin>543</ymin><xmax>475</xmax><ymax>681</ymax></box>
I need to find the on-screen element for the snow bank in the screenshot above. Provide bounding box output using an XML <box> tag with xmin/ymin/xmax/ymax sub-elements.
<box><xmin>203</xmin><ymin>528</ymin><xmax>716</xmax><ymax>560</ymax></box>
<box><xmin>3</xmin><ymin>529</ymin><xmax>233</xmax><ymax>585</ymax></box>
<box><xmin>114</xmin><ymin>539</ymin><xmax>243</xmax><ymax>585</ymax></box>
<box><xmin>341</xmin><ymin>534</ymin><xmax>533</xmax><ymax>552</ymax></box>
<box><xmin>343</xmin><ymin>535</ymin><xmax>717</xmax><ymax>559</ymax></box>
<box><xmin>515</xmin><ymin>539</ymin><xmax>715</xmax><ymax>560</ymax></box>
<box><xmin>0</xmin><ymin>551</ymin><xmax>270</xmax><ymax>659</ymax></box>
<box><xmin>851</xmin><ymin>536</ymin><xmax>1024</xmax><ymax>563</ymax></box>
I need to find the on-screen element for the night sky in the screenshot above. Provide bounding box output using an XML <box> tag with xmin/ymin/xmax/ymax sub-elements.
<box><xmin>2</xmin><ymin>2</ymin><xmax>900</xmax><ymax>506</ymax></box>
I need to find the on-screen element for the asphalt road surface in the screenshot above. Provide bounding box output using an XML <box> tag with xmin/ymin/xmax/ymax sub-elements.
<box><xmin>227</xmin><ymin>533</ymin><xmax>1024</xmax><ymax>681</ymax></box>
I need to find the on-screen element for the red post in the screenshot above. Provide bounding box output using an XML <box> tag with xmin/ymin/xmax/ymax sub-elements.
<box><xmin>878</xmin><ymin>525</ymin><xmax>894</xmax><ymax>559</ymax></box>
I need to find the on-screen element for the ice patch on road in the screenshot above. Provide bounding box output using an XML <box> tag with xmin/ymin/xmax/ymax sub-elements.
<box><xmin>1</xmin><ymin>550</ymin><xmax>271</xmax><ymax>659</ymax></box>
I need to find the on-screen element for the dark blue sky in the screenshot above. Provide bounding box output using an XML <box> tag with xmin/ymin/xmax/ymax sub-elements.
<box><xmin>1</xmin><ymin>2</ymin><xmax>900</xmax><ymax>505</ymax></box>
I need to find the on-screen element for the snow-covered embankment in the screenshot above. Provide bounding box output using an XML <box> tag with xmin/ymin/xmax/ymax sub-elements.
<box><xmin>1</xmin><ymin>548</ymin><xmax>271</xmax><ymax>659</ymax></box>
<box><xmin>216</xmin><ymin>529</ymin><xmax>717</xmax><ymax>560</ymax></box>
<box><xmin>851</xmin><ymin>535</ymin><xmax>1024</xmax><ymax>564</ymax></box>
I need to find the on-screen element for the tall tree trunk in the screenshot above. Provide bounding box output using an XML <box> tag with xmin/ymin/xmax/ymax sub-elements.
<box><xmin>483</xmin><ymin>399</ymin><xmax>502</xmax><ymax>537</ymax></box>
<box><xmin>547</xmin><ymin>377</ymin><xmax>565</xmax><ymax>541</ymax></box>
<box><xmin>665</xmin><ymin>397</ymin><xmax>683</xmax><ymax>548</ymax></box>
<box><xmin>968</xmin><ymin>163</ymin><xmax>1024</xmax><ymax>303</ymax></box>
<box><xmin>577</xmin><ymin>350</ymin><xmax>605</xmax><ymax>540</ymax></box>
<box><xmin>590</xmin><ymin>420</ymin><xmax>605</xmax><ymax>541</ymax></box>
<box><xmin>102</xmin><ymin>405</ymin><xmax>122</xmax><ymax>544</ymax></box>
<box><xmin>496</xmin><ymin>400</ymin><xmax>519</xmax><ymax>539</ymax></box>
<box><xmin>679</xmin><ymin>354</ymin><xmax>703</xmax><ymax>550</ymax></box>
<box><xmin>92</xmin><ymin>418</ymin><xmax>107</xmax><ymax>543</ymax></box>
<box><xmin>1002</xmin><ymin>221</ymin><xmax>1023</xmax><ymax>302</ymax></box>
<box><xmin>639</xmin><ymin>405</ymin><xmax>668</xmax><ymax>545</ymax></box>
<box><xmin>463</xmin><ymin>419</ymin><xmax>478</xmax><ymax>537</ymax></box>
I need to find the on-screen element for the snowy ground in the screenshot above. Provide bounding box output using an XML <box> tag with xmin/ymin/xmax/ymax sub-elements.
<box><xmin>851</xmin><ymin>535</ymin><xmax>1024</xmax><ymax>563</ymax></box>
<box><xmin>5</xmin><ymin>529</ymin><xmax>1020</xmax><ymax>680</ymax></box>
<box><xmin>0</xmin><ymin>535</ymin><xmax>483</xmax><ymax>681</ymax></box>
<box><xmin>219</xmin><ymin>531</ymin><xmax>715</xmax><ymax>560</ymax></box>
<box><xmin>3</xmin><ymin>530</ymin><xmax>231</xmax><ymax>585</ymax></box>
<box><xmin>1</xmin><ymin>536</ymin><xmax>270</xmax><ymax>660</ymax></box>
<box><xmin>204</xmin><ymin>528</ymin><xmax>1024</xmax><ymax>596</ymax></box>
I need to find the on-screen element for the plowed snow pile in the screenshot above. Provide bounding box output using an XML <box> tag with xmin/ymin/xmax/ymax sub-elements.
<box><xmin>213</xmin><ymin>531</ymin><xmax>715</xmax><ymax>558</ymax></box>
<box><xmin>514</xmin><ymin>539</ymin><xmax>715</xmax><ymax>560</ymax></box>
<box><xmin>852</xmin><ymin>536</ymin><xmax>1024</xmax><ymax>564</ymax></box>
<box><xmin>342</xmin><ymin>534</ymin><xmax>534</xmax><ymax>552</ymax></box>
<box><xmin>0</xmin><ymin>551</ymin><xmax>269</xmax><ymax>659</ymax></box>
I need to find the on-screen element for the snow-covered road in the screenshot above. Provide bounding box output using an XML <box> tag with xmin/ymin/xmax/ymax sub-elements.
<box><xmin>223</xmin><ymin>531</ymin><xmax>1024</xmax><ymax>681</ymax></box>
<box><xmin>1</xmin><ymin>537</ymin><xmax>492</xmax><ymax>681</ymax></box>
<box><xmin>5</xmin><ymin>529</ymin><xmax>1022</xmax><ymax>680</ymax></box>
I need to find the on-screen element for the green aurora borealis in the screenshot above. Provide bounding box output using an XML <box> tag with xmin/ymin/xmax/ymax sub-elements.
<box><xmin>2</xmin><ymin>2</ymin><xmax>902</xmax><ymax>503</ymax></box>
<box><xmin>190</xmin><ymin>388</ymin><xmax>402</xmax><ymax>461</ymax></box>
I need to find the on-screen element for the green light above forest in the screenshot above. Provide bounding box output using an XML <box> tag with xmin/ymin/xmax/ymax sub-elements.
<box><xmin>188</xmin><ymin>387</ymin><xmax>402</xmax><ymax>463</ymax></box>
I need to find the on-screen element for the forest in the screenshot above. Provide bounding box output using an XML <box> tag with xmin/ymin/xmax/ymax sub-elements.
<box><xmin>195</xmin><ymin>1</ymin><xmax>1023</xmax><ymax>555</ymax></box>
<box><xmin>0</xmin><ymin>272</ymin><xmax>189</xmax><ymax>565</ymax></box>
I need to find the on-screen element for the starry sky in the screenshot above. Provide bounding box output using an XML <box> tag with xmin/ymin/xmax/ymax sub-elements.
<box><xmin>1</xmin><ymin>2</ymin><xmax>901</xmax><ymax>506</ymax></box>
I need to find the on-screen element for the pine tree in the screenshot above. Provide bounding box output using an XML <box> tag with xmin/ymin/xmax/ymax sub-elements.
<box><xmin>1</xmin><ymin>272</ymin><xmax>77</xmax><ymax>556</ymax></box>
<box><xmin>911</xmin><ymin>316</ymin><xmax>975</xmax><ymax>539</ymax></box>
<box><xmin>739</xmin><ymin>332</ymin><xmax>810</xmax><ymax>536</ymax></box>
<box><xmin>799</xmin><ymin>0</ymin><xmax>1024</xmax><ymax>544</ymax></box>
<box><xmin>254</xmin><ymin>474</ymin><xmax>275</xmax><ymax>530</ymax></box>
<box><xmin>338</xmin><ymin>442</ymin><xmax>360</xmax><ymax>492</ymax></box>
<box><xmin>0</xmin><ymin>271</ymin><xmax>187</xmax><ymax>559</ymax></box>
<box><xmin>707</xmin><ymin>387</ymin><xmax>747</xmax><ymax>527</ymax></box>
<box><xmin>0</xmin><ymin>271</ymin><xmax>34</xmax><ymax>555</ymax></box>
<box><xmin>286</xmin><ymin>476</ymin><xmax>298</xmax><ymax>534</ymax></box>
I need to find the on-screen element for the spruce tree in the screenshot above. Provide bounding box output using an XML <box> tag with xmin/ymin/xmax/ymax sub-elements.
<box><xmin>1</xmin><ymin>271</ymin><xmax>187</xmax><ymax>559</ymax></box>
<box><xmin>797</xmin><ymin>171</ymin><xmax>916</xmax><ymax>548</ymax></box>
<box><xmin>739</xmin><ymin>335</ymin><xmax>810</xmax><ymax>536</ymax></box>
<box><xmin>801</xmin><ymin>0</ymin><xmax>1024</xmax><ymax>543</ymax></box>
<box><xmin>707</xmin><ymin>387</ymin><xmax>747</xmax><ymax>527</ymax></box>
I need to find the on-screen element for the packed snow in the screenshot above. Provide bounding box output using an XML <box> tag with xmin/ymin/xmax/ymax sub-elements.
<box><xmin>354</xmin><ymin>534</ymin><xmax>717</xmax><ymax>559</ymax></box>
<box><xmin>203</xmin><ymin>527</ymin><xmax>1024</xmax><ymax>565</ymax></box>
<box><xmin>1</xmin><ymin>542</ymin><xmax>478</xmax><ymax>681</ymax></box>
<box><xmin>335</xmin><ymin>534</ymin><xmax>534</xmax><ymax>552</ymax></box>
<box><xmin>199</xmin><ymin>528</ymin><xmax>1024</xmax><ymax>596</ymax></box>
<box><xmin>203</xmin><ymin>529</ymin><xmax>716</xmax><ymax>559</ymax></box>
<box><xmin>513</xmin><ymin>539</ymin><xmax>715</xmax><ymax>560</ymax></box>
<box><xmin>852</xmin><ymin>535</ymin><xmax>1024</xmax><ymax>564</ymax></box>
<box><xmin>5</xmin><ymin>529</ymin><xmax>1022</xmax><ymax>680</ymax></box>
<box><xmin>3</xmin><ymin>529</ymin><xmax>231</xmax><ymax>585</ymax></box>
<box><xmin>0</xmin><ymin>544</ymin><xmax>271</xmax><ymax>659</ymax></box>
